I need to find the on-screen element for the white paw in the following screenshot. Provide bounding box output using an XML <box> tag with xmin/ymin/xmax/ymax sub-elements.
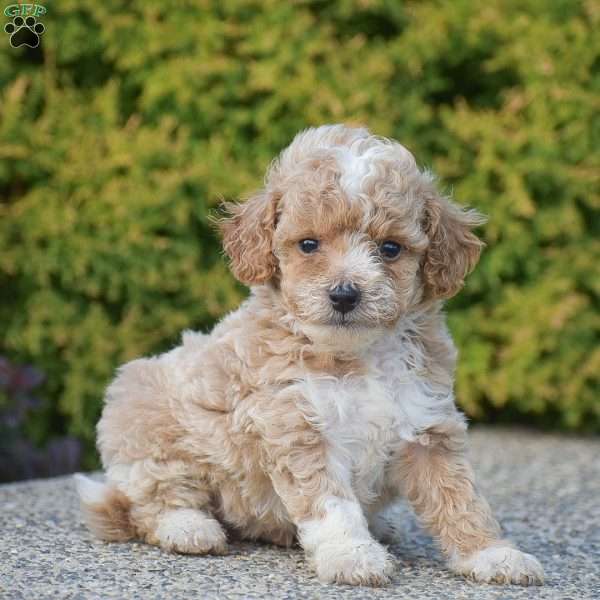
<box><xmin>154</xmin><ymin>508</ymin><xmax>228</xmax><ymax>555</ymax></box>
<box><xmin>451</xmin><ymin>545</ymin><xmax>544</xmax><ymax>586</ymax></box>
<box><xmin>313</xmin><ymin>539</ymin><xmax>394</xmax><ymax>586</ymax></box>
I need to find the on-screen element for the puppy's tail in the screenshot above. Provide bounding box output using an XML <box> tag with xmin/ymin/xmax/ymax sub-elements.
<box><xmin>74</xmin><ymin>474</ymin><xmax>135</xmax><ymax>542</ymax></box>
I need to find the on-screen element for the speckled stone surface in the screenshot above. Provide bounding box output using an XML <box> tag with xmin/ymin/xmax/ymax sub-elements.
<box><xmin>1</xmin><ymin>427</ymin><xmax>598</xmax><ymax>599</ymax></box>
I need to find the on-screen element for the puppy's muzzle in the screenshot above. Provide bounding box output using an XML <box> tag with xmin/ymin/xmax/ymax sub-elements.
<box><xmin>329</xmin><ymin>283</ymin><xmax>361</xmax><ymax>314</ymax></box>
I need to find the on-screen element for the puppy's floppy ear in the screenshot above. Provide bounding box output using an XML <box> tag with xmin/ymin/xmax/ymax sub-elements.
<box><xmin>220</xmin><ymin>189</ymin><xmax>280</xmax><ymax>285</ymax></box>
<box><xmin>422</xmin><ymin>191</ymin><xmax>486</xmax><ymax>300</ymax></box>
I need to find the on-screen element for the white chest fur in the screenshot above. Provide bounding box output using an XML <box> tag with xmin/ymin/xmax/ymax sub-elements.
<box><xmin>297</xmin><ymin>328</ymin><xmax>459</xmax><ymax>506</ymax></box>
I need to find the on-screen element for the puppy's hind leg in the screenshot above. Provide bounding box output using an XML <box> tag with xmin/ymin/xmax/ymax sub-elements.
<box><xmin>125</xmin><ymin>462</ymin><xmax>228</xmax><ymax>555</ymax></box>
<box><xmin>95</xmin><ymin>353</ymin><xmax>228</xmax><ymax>555</ymax></box>
<box><xmin>77</xmin><ymin>469</ymin><xmax>228</xmax><ymax>555</ymax></box>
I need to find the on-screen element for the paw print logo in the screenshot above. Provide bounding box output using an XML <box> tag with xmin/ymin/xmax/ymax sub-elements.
<box><xmin>4</xmin><ymin>16</ymin><xmax>45</xmax><ymax>48</ymax></box>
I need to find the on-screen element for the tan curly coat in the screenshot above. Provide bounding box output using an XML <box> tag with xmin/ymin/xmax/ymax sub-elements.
<box><xmin>76</xmin><ymin>125</ymin><xmax>543</xmax><ymax>586</ymax></box>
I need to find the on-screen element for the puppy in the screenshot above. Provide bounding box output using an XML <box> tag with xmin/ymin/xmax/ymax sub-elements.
<box><xmin>76</xmin><ymin>125</ymin><xmax>543</xmax><ymax>586</ymax></box>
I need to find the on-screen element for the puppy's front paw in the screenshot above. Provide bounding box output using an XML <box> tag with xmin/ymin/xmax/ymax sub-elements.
<box><xmin>451</xmin><ymin>546</ymin><xmax>544</xmax><ymax>586</ymax></box>
<box><xmin>314</xmin><ymin>539</ymin><xmax>394</xmax><ymax>586</ymax></box>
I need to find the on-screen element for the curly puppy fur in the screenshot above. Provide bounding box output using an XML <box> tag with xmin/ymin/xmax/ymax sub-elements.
<box><xmin>76</xmin><ymin>125</ymin><xmax>543</xmax><ymax>586</ymax></box>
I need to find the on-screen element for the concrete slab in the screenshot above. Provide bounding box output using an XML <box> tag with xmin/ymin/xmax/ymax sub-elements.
<box><xmin>1</xmin><ymin>427</ymin><xmax>598</xmax><ymax>599</ymax></box>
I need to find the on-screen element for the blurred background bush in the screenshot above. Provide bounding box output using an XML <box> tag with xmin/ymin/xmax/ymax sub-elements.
<box><xmin>0</xmin><ymin>0</ymin><xmax>598</xmax><ymax>481</ymax></box>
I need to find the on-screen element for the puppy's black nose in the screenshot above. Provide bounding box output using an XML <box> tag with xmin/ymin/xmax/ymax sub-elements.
<box><xmin>329</xmin><ymin>283</ymin><xmax>361</xmax><ymax>314</ymax></box>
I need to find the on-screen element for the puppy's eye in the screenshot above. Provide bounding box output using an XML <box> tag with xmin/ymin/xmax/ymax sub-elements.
<box><xmin>379</xmin><ymin>241</ymin><xmax>403</xmax><ymax>260</ymax></box>
<box><xmin>299</xmin><ymin>239</ymin><xmax>319</xmax><ymax>254</ymax></box>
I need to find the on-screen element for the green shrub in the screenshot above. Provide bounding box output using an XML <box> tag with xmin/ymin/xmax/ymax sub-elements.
<box><xmin>1</xmin><ymin>0</ymin><xmax>598</xmax><ymax>468</ymax></box>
